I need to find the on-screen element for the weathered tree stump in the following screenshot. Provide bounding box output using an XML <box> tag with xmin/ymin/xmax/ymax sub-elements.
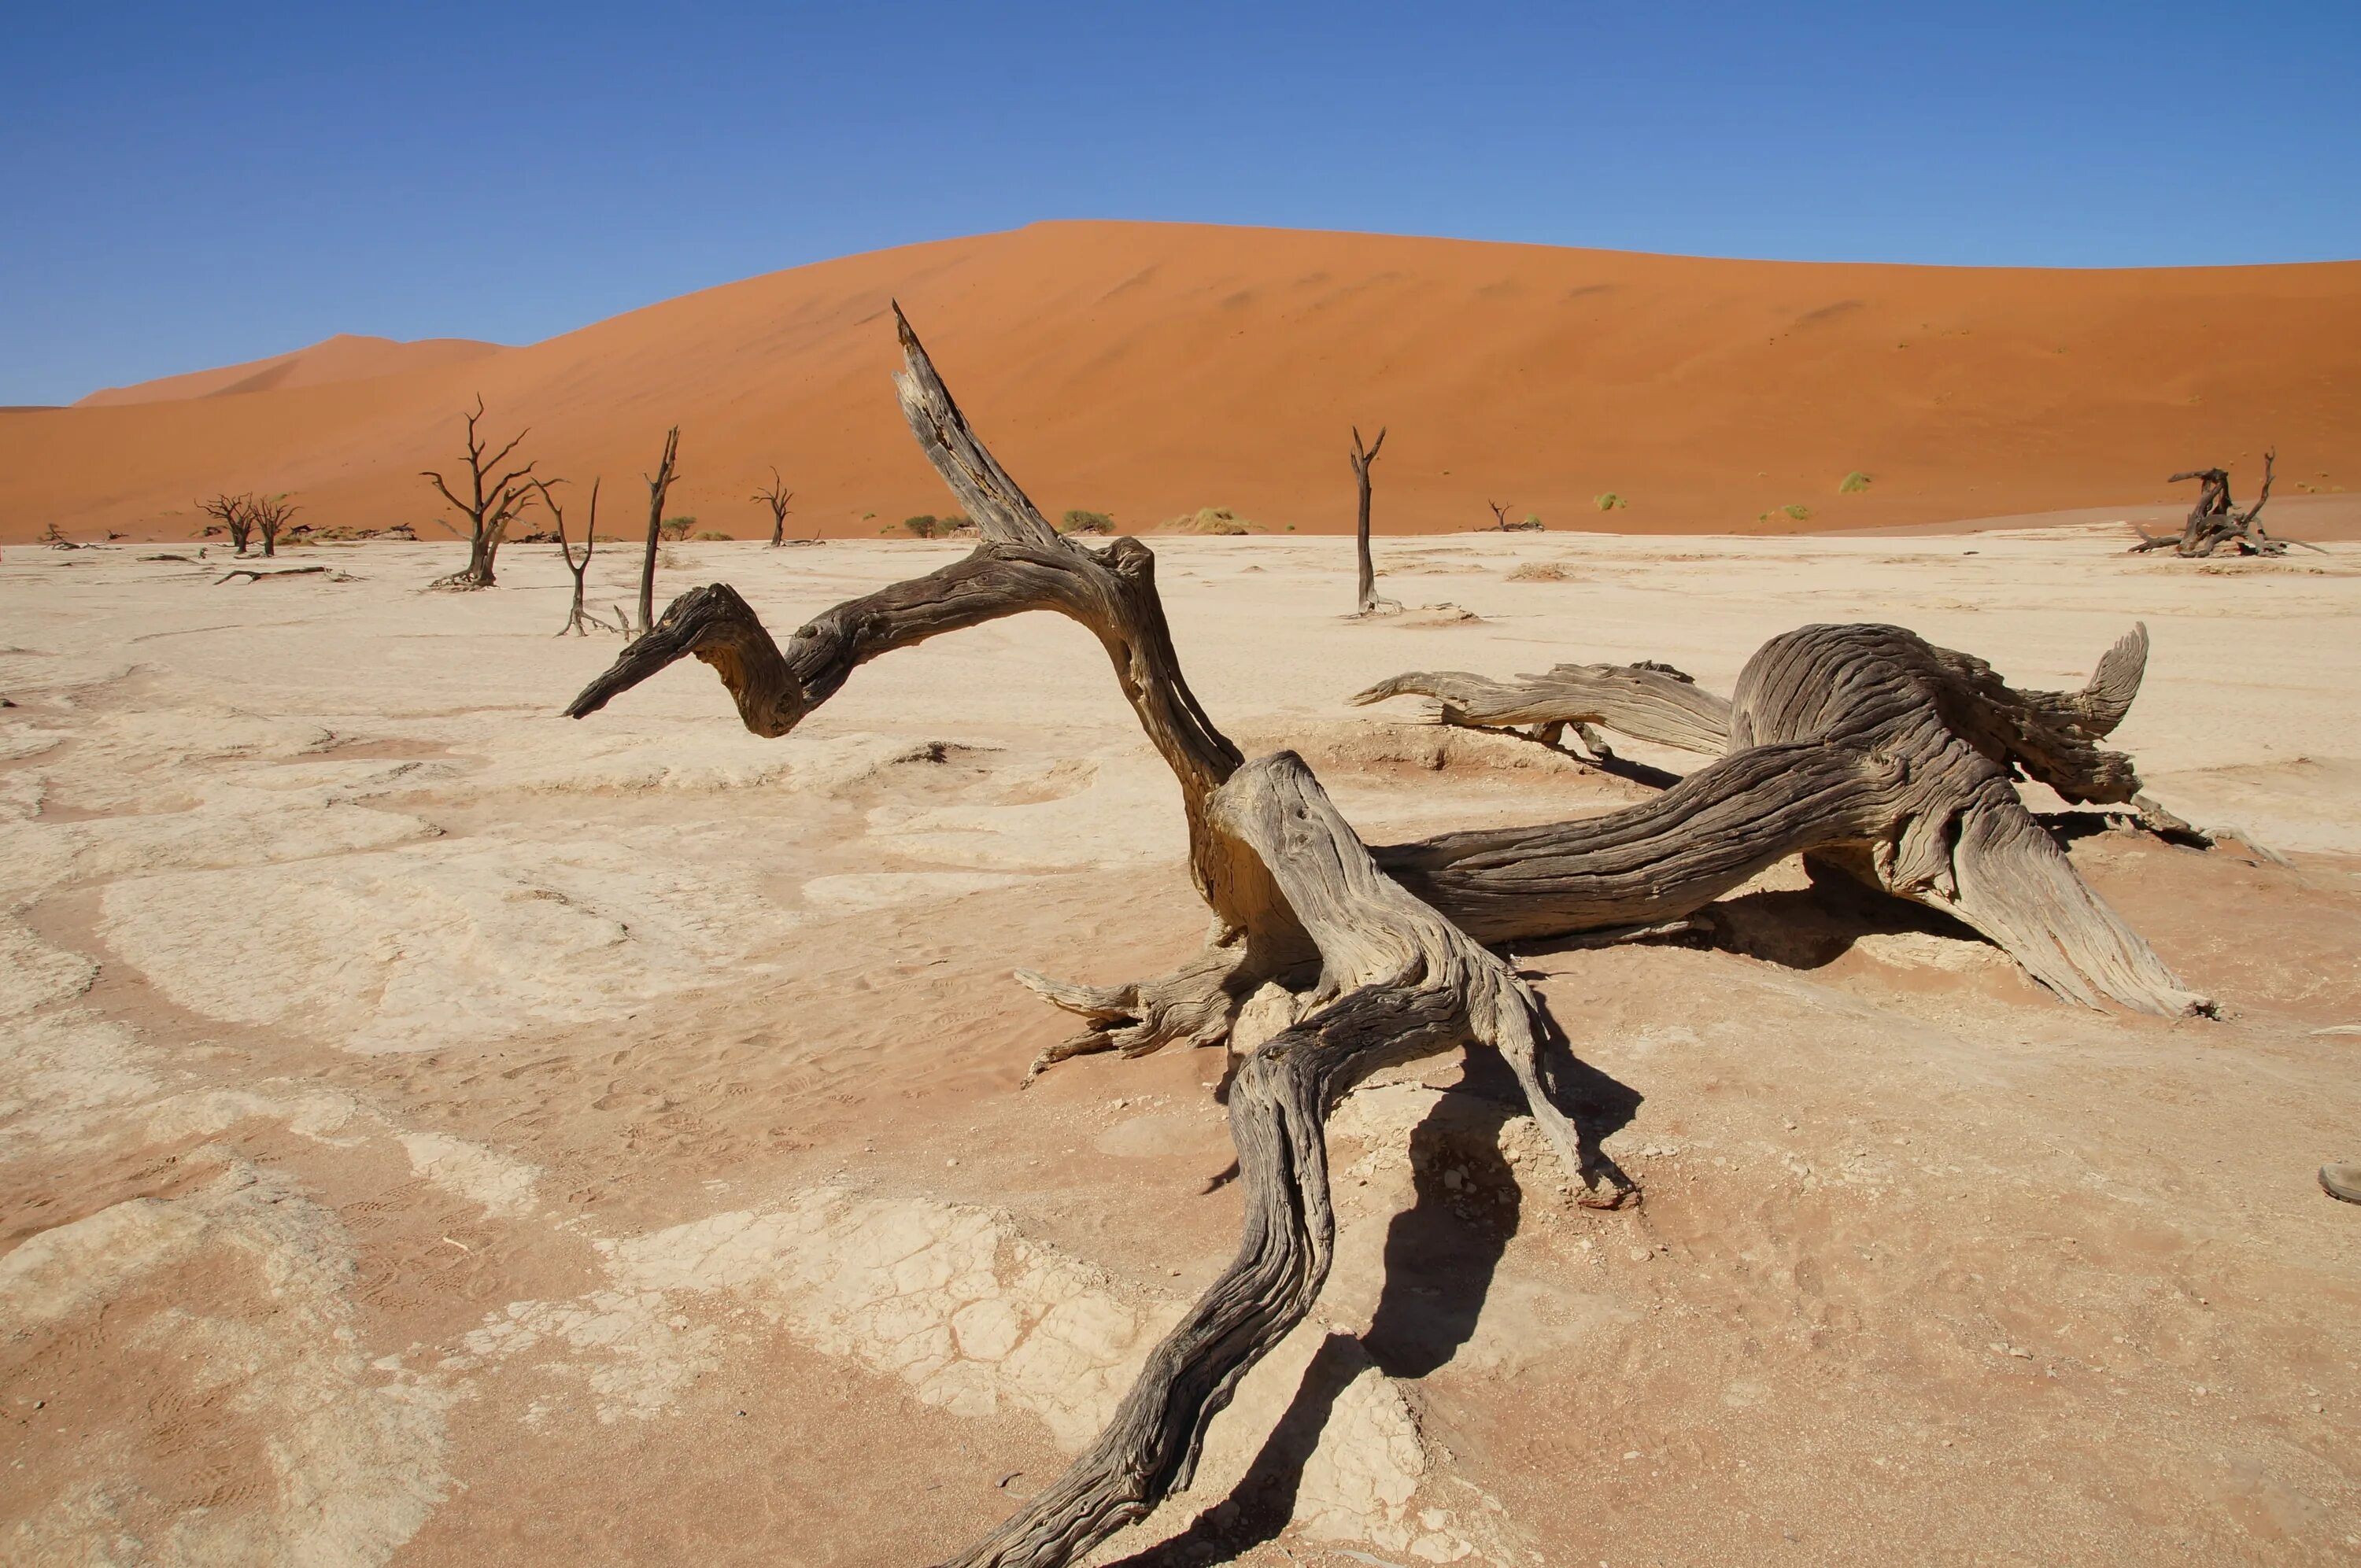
<box><xmin>566</xmin><ymin>308</ymin><xmax>2215</xmax><ymax>1568</ymax></box>
<box><xmin>2130</xmin><ymin>449</ymin><xmax>2324</xmax><ymax>557</ymax></box>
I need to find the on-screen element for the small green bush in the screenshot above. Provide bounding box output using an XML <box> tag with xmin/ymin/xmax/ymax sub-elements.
<box><xmin>1060</xmin><ymin>508</ymin><xmax>1115</xmax><ymax>535</ymax></box>
<box><xmin>1523</xmin><ymin>514</ymin><xmax>1543</xmax><ymax>527</ymax></box>
<box><xmin>694</xmin><ymin>529</ymin><xmax>730</xmax><ymax>541</ymax></box>
<box><xmin>659</xmin><ymin>515</ymin><xmax>697</xmax><ymax>541</ymax></box>
<box><xmin>902</xmin><ymin>515</ymin><xmax>940</xmax><ymax>537</ymax></box>
<box><xmin>1594</xmin><ymin>493</ymin><xmax>1625</xmax><ymax>511</ymax></box>
<box><xmin>1838</xmin><ymin>470</ymin><xmax>1871</xmax><ymax>494</ymax></box>
<box><xmin>1782</xmin><ymin>503</ymin><xmax>1812</xmax><ymax>522</ymax></box>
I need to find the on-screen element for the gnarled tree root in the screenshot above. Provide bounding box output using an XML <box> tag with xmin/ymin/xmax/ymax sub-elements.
<box><xmin>1350</xmin><ymin>659</ymin><xmax>1732</xmax><ymax>754</ymax></box>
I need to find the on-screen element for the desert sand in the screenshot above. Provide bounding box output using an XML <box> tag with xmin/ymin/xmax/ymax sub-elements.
<box><xmin>5</xmin><ymin>221</ymin><xmax>2358</xmax><ymax>544</ymax></box>
<box><xmin>4</xmin><ymin>519</ymin><xmax>2359</xmax><ymax>1566</ymax></box>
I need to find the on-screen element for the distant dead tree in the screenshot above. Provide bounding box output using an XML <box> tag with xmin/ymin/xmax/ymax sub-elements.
<box><xmin>637</xmin><ymin>426</ymin><xmax>682</xmax><ymax>634</ymax></box>
<box><xmin>538</xmin><ymin>477</ymin><xmax>626</xmax><ymax>636</ymax></box>
<box><xmin>1350</xmin><ymin>424</ymin><xmax>1398</xmax><ymax>614</ymax></box>
<box><xmin>2130</xmin><ymin>448</ymin><xmax>2321</xmax><ymax>558</ymax></box>
<box><xmin>753</xmin><ymin>467</ymin><xmax>796</xmax><ymax>547</ymax></box>
<box><xmin>423</xmin><ymin>397</ymin><xmax>540</xmax><ymax>588</ymax></box>
<box><xmin>199</xmin><ymin>493</ymin><xmax>256</xmax><ymax>555</ymax></box>
<box><xmin>1488</xmin><ymin>499</ymin><xmax>1511</xmax><ymax>530</ymax></box>
<box><xmin>249</xmin><ymin>493</ymin><xmax>300</xmax><ymax>558</ymax></box>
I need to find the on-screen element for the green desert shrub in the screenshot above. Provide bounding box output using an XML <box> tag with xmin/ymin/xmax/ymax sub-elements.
<box><xmin>902</xmin><ymin>515</ymin><xmax>940</xmax><ymax>537</ymax></box>
<box><xmin>658</xmin><ymin>515</ymin><xmax>697</xmax><ymax>541</ymax></box>
<box><xmin>1838</xmin><ymin>470</ymin><xmax>1871</xmax><ymax>493</ymax></box>
<box><xmin>693</xmin><ymin>529</ymin><xmax>730</xmax><ymax>541</ymax></box>
<box><xmin>1060</xmin><ymin>508</ymin><xmax>1115</xmax><ymax>535</ymax></box>
<box><xmin>1594</xmin><ymin>493</ymin><xmax>1625</xmax><ymax>511</ymax></box>
<box><xmin>1782</xmin><ymin>503</ymin><xmax>1812</xmax><ymax>522</ymax></box>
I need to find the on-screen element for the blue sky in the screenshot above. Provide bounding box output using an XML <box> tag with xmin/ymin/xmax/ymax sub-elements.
<box><xmin>6</xmin><ymin>2</ymin><xmax>2356</xmax><ymax>404</ymax></box>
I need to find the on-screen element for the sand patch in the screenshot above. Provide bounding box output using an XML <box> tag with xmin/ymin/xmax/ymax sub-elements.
<box><xmin>1</xmin><ymin>1162</ymin><xmax>453</xmax><ymax>1568</ymax></box>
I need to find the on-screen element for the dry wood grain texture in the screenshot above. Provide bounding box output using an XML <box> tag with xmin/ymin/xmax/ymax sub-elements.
<box><xmin>566</xmin><ymin>308</ymin><xmax>2215</xmax><ymax>1567</ymax></box>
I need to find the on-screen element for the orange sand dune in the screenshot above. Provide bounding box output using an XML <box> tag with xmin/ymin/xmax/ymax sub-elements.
<box><xmin>72</xmin><ymin>333</ymin><xmax>504</xmax><ymax>409</ymax></box>
<box><xmin>4</xmin><ymin>221</ymin><xmax>2356</xmax><ymax>544</ymax></box>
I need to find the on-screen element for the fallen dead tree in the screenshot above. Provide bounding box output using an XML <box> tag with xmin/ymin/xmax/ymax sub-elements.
<box><xmin>566</xmin><ymin>308</ymin><xmax>2212</xmax><ymax>1568</ymax></box>
<box><xmin>2130</xmin><ymin>449</ymin><xmax>2325</xmax><ymax>557</ymax></box>
<box><xmin>1351</xmin><ymin>659</ymin><xmax>1733</xmax><ymax>758</ymax></box>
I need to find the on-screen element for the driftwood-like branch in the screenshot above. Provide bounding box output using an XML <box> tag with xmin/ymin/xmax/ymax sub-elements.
<box><xmin>1352</xmin><ymin>659</ymin><xmax>1734</xmax><ymax>755</ymax></box>
<box><xmin>565</xmin><ymin>308</ymin><xmax>2217</xmax><ymax>1568</ymax></box>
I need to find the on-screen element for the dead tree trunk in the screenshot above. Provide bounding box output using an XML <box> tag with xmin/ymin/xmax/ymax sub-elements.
<box><xmin>250</xmin><ymin>493</ymin><xmax>299</xmax><ymax>559</ymax></box>
<box><xmin>198</xmin><ymin>493</ymin><xmax>255</xmax><ymax>555</ymax></box>
<box><xmin>753</xmin><ymin>467</ymin><xmax>794</xmax><ymax>547</ymax></box>
<box><xmin>2131</xmin><ymin>449</ymin><xmax>2315</xmax><ymax>557</ymax></box>
<box><xmin>564</xmin><ymin>308</ymin><xmax>2215</xmax><ymax>1568</ymax></box>
<box><xmin>637</xmin><ymin>427</ymin><xmax>681</xmax><ymax>634</ymax></box>
<box><xmin>1349</xmin><ymin>425</ymin><xmax>1396</xmax><ymax>614</ymax></box>
<box><xmin>541</xmin><ymin>478</ymin><xmax>619</xmax><ymax>636</ymax></box>
<box><xmin>423</xmin><ymin>398</ymin><xmax>538</xmax><ymax>588</ymax></box>
<box><xmin>1488</xmin><ymin>500</ymin><xmax>1510</xmax><ymax>530</ymax></box>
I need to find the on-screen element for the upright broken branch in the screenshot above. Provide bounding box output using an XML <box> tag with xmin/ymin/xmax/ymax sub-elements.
<box><xmin>637</xmin><ymin>427</ymin><xmax>681</xmax><ymax>633</ymax></box>
<box><xmin>541</xmin><ymin>477</ymin><xmax>620</xmax><ymax>636</ymax></box>
<box><xmin>1349</xmin><ymin>425</ymin><xmax>1395</xmax><ymax>614</ymax></box>
<box><xmin>423</xmin><ymin>397</ymin><xmax>538</xmax><ymax>588</ymax></box>
<box><xmin>752</xmin><ymin>466</ymin><xmax>795</xmax><ymax>547</ymax></box>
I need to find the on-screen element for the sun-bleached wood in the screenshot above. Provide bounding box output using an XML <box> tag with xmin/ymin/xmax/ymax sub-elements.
<box><xmin>1351</xmin><ymin>659</ymin><xmax>1733</xmax><ymax>754</ymax></box>
<box><xmin>567</xmin><ymin>308</ymin><xmax>2211</xmax><ymax>1567</ymax></box>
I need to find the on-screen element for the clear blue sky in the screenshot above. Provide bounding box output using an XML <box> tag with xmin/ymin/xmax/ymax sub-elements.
<box><xmin>6</xmin><ymin>2</ymin><xmax>2355</xmax><ymax>405</ymax></box>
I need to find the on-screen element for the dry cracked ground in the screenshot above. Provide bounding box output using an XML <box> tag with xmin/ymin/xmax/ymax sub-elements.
<box><xmin>3</xmin><ymin>529</ymin><xmax>2359</xmax><ymax>1567</ymax></box>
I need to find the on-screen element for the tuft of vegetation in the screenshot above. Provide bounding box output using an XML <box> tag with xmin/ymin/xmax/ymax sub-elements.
<box><xmin>694</xmin><ymin>529</ymin><xmax>730</xmax><ymax>541</ymax></box>
<box><xmin>658</xmin><ymin>515</ymin><xmax>698</xmax><ymax>541</ymax></box>
<box><xmin>1839</xmin><ymin>470</ymin><xmax>1871</xmax><ymax>494</ymax></box>
<box><xmin>903</xmin><ymin>515</ymin><xmax>942</xmax><ymax>537</ymax></box>
<box><xmin>1522</xmin><ymin>513</ymin><xmax>1543</xmax><ymax>527</ymax></box>
<box><xmin>1060</xmin><ymin>508</ymin><xmax>1115</xmax><ymax>535</ymax></box>
<box><xmin>1163</xmin><ymin>507</ymin><xmax>1255</xmax><ymax>535</ymax></box>
<box><xmin>1593</xmin><ymin>493</ymin><xmax>1625</xmax><ymax>511</ymax></box>
<box><xmin>1783</xmin><ymin>503</ymin><xmax>1812</xmax><ymax>522</ymax></box>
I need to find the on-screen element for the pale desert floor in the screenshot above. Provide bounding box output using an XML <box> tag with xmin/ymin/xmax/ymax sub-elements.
<box><xmin>3</xmin><ymin>526</ymin><xmax>2359</xmax><ymax>1567</ymax></box>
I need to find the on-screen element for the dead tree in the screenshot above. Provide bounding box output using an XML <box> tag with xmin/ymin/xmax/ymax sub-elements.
<box><xmin>752</xmin><ymin>467</ymin><xmax>795</xmax><ymax>547</ymax></box>
<box><xmin>249</xmin><ymin>493</ymin><xmax>299</xmax><ymax>558</ymax></box>
<box><xmin>1349</xmin><ymin>425</ymin><xmax>1397</xmax><ymax>614</ymax></box>
<box><xmin>538</xmin><ymin>478</ymin><xmax>624</xmax><ymax>636</ymax></box>
<box><xmin>198</xmin><ymin>493</ymin><xmax>256</xmax><ymax>555</ymax></box>
<box><xmin>2130</xmin><ymin>448</ymin><xmax>2319</xmax><ymax>557</ymax></box>
<box><xmin>423</xmin><ymin>398</ymin><xmax>538</xmax><ymax>588</ymax></box>
<box><xmin>564</xmin><ymin>308</ymin><xmax>2214</xmax><ymax>1568</ymax></box>
<box><xmin>1488</xmin><ymin>500</ymin><xmax>1511</xmax><ymax>530</ymax></box>
<box><xmin>636</xmin><ymin>427</ymin><xmax>682</xmax><ymax>634</ymax></box>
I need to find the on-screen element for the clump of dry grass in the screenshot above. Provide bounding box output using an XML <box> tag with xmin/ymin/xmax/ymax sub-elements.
<box><xmin>1508</xmin><ymin>561</ymin><xmax>1571</xmax><ymax>582</ymax></box>
<box><xmin>1162</xmin><ymin>507</ymin><xmax>1256</xmax><ymax>535</ymax></box>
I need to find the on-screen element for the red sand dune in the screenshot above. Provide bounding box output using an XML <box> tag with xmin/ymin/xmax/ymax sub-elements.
<box><xmin>3</xmin><ymin>220</ymin><xmax>2356</xmax><ymax>544</ymax></box>
<box><xmin>72</xmin><ymin>333</ymin><xmax>503</xmax><ymax>408</ymax></box>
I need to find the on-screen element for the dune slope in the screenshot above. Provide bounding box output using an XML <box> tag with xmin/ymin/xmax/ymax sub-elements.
<box><xmin>4</xmin><ymin>221</ymin><xmax>2357</xmax><ymax>542</ymax></box>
